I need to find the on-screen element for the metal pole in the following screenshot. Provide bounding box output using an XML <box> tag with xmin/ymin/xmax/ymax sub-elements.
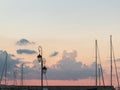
<box><xmin>110</xmin><ymin>35</ymin><xmax>112</xmax><ymax>86</ymax></box>
<box><xmin>41</xmin><ymin>59</ymin><xmax>43</xmax><ymax>90</ymax></box>
<box><xmin>98</xmin><ymin>68</ymin><xmax>101</xmax><ymax>86</ymax></box>
<box><xmin>21</xmin><ymin>63</ymin><xmax>24</xmax><ymax>86</ymax></box>
<box><xmin>38</xmin><ymin>46</ymin><xmax>43</xmax><ymax>90</ymax></box>
<box><xmin>13</xmin><ymin>71</ymin><xmax>17</xmax><ymax>85</ymax></box>
<box><xmin>95</xmin><ymin>40</ymin><xmax>98</xmax><ymax>86</ymax></box>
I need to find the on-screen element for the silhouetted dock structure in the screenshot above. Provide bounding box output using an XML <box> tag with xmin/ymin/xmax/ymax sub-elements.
<box><xmin>0</xmin><ymin>85</ymin><xmax>115</xmax><ymax>90</ymax></box>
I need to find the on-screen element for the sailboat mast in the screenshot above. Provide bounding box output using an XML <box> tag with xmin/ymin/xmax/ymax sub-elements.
<box><xmin>110</xmin><ymin>35</ymin><xmax>112</xmax><ymax>86</ymax></box>
<box><xmin>21</xmin><ymin>63</ymin><xmax>24</xmax><ymax>86</ymax></box>
<box><xmin>95</xmin><ymin>40</ymin><xmax>98</xmax><ymax>86</ymax></box>
<box><xmin>98</xmin><ymin>67</ymin><xmax>101</xmax><ymax>86</ymax></box>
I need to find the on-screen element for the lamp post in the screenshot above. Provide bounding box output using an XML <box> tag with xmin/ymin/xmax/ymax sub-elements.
<box><xmin>42</xmin><ymin>59</ymin><xmax>47</xmax><ymax>75</ymax></box>
<box><xmin>37</xmin><ymin>46</ymin><xmax>47</xmax><ymax>90</ymax></box>
<box><xmin>37</xmin><ymin>46</ymin><xmax>44</xmax><ymax>90</ymax></box>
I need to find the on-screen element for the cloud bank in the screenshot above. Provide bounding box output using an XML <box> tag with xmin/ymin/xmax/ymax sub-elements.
<box><xmin>16</xmin><ymin>39</ymin><xmax>35</xmax><ymax>46</ymax></box>
<box><xmin>0</xmin><ymin>50</ymin><xmax>99</xmax><ymax>81</ymax></box>
<box><xmin>23</xmin><ymin>50</ymin><xmax>97</xmax><ymax>80</ymax></box>
<box><xmin>47</xmin><ymin>50</ymin><xmax>96</xmax><ymax>80</ymax></box>
<box><xmin>17</xmin><ymin>49</ymin><xmax>37</xmax><ymax>55</ymax></box>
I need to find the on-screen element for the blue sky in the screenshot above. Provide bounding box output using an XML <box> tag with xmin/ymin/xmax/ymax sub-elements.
<box><xmin>0</xmin><ymin>0</ymin><xmax>120</xmax><ymax>39</ymax></box>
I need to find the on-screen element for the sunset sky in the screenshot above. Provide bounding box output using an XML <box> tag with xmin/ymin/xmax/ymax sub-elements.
<box><xmin>0</xmin><ymin>0</ymin><xmax>120</xmax><ymax>86</ymax></box>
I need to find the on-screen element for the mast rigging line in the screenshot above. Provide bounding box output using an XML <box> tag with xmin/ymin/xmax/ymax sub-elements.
<box><xmin>97</xmin><ymin>41</ymin><xmax>105</xmax><ymax>86</ymax></box>
<box><xmin>0</xmin><ymin>59</ymin><xmax>6</xmax><ymax>84</ymax></box>
<box><xmin>112</xmin><ymin>45</ymin><xmax>120</xmax><ymax>88</ymax></box>
<box><xmin>44</xmin><ymin>73</ymin><xmax>48</xmax><ymax>86</ymax></box>
<box><xmin>0</xmin><ymin>51</ymin><xmax>8</xmax><ymax>85</ymax></box>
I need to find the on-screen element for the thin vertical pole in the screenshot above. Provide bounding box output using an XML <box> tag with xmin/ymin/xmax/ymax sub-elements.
<box><xmin>95</xmin><ymin>40</ymin><xmax>98</xmax><ymax>86</ymax></box>
<box><xmin>38</xmin><ymin>46</ymin><xmax>43</xmax><ymax>90</ymax></box>
<box><xmin>13</xmin><ymin>71</ymin><xmax>17</xmax><ymax>85</ymax></box>
<box><xmin>41</xmin><ymin>59</ymin><xmax>43</xmax><ymax>90</ymax></box>
<box><xmin>98</xmin><ymin>68</ymin><xmax>101</xmax><ymax>86</ymax></box>
<box><xmin>41</xmin><ymin>47</ymin><xmax>43</xmax><ymax>90</ymax></box>
<box><xmin>21</xmin><ymin>63</ymin><xmax>24</xmax><ymax>86</ymax></box>
<box><xmin>110</xmin><ymin>35</ymin><xmax>112</xmax><ymax>86</ymax></box>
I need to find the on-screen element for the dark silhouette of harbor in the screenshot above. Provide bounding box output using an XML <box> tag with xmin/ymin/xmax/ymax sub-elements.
<box><xmin>0</xmin><ymin>85</ymin><xmax>115</xmax><ymax>90</ymax></box>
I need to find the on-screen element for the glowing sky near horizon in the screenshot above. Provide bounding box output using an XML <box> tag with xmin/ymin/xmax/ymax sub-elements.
<box><xmin>0</xmin><ymin>0</ymin><xmax>120</xmax><ymax>86</ymax></box>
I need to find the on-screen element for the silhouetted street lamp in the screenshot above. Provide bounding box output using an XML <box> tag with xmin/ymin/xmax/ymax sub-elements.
<box><xmin>43</xmin><ymin>66</ymin><xmax>47</xmax><ymax>74</ymax></box>
<box><xmin>37</xmin><ymin>46</ymin><xmax>47</xmax><ymax>90</ymax></box>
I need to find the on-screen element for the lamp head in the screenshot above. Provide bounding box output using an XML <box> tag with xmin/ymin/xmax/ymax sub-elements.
<box><xmin>43</xmin><ymin>66</ymin><xmax>47</xmax><ymax>74</ymax></box>
<box><xmin>37</xmin><ymin>54</ymin><xmax>42</xmax><ymax>63</ymax></box>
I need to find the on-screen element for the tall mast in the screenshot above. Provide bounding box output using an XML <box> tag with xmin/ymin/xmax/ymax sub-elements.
<box><xmin>98</xmin><ymin>67</ymin><xmax>101</xmax><ymax>86</ymax></box>
<box><xmin>95</xmin><ymin>40</ymin><xmax>98</xmax><ymax>86</ymax></box>
<box><xmin>110</xmin><ymin>35</ymin><xmax>112</xmax><ymax>86</ymax></box>
<box><xmin>21</xmin><ymin>63</ymin><xmax>24</xmax><ymax>86</ymax></box>
<box><xmin>13</xmin><ymin>71</ymin><xmax>17</xmax><ymax>85</ymax></box>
